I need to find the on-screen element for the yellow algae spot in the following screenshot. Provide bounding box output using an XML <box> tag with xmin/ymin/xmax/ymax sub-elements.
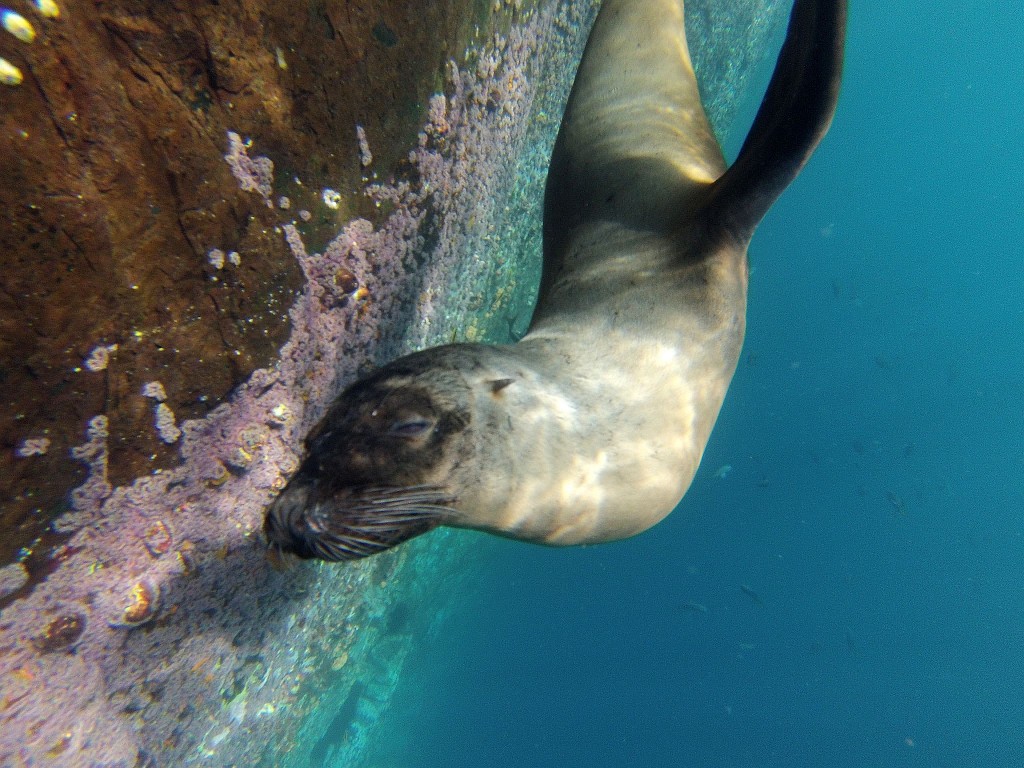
<box><xmin>0</xmin><ymin>57</ymin><xmax>22</xmax><ymax>86</ymax></box>
<box><xmin>44</xmin><ymin>733</ymin><xmax>72</xmax><ymax>758</ymax></box>
<box><xmin>2</xmin><ymin>11</ymin><xmax>35</xmax><ymax>42</ymax></box>
<box><xmin>331</xmin><ymin>650</ymin><xmax>349</xmax><ymax>671</ymax></box>
<box><xmin>12</xmin><ymin>666</ymin><xmax>36</xmax><ymax>682</ymax></box>
<box><xmin>34</xmin><ymin>0</ymin><xmax>59</xmax><ymax>18</ymax></box>
<box><xmin>225</xmin><ymin>445</ymin><xmax>253</xmax><ymax>470</ymax></box>
<box><xmin>175</xmin><ymin>540</ymin><xmax>197</xmax><ymax>574</ymax></box>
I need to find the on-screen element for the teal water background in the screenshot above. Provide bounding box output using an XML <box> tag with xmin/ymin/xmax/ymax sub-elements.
<box><xmin>350</xmin><ymin>1</ymin><xmax>1023</xmax><ymax>766</ymax></box>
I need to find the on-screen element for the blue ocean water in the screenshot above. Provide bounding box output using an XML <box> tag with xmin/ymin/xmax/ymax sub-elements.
<box><xmin>356</xmin><ymin>2</ymin><xmax>1024</xmax><ymax>767</ymax></box>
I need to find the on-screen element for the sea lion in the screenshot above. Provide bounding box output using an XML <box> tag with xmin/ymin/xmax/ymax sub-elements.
<box><xmin>264</xmin><ymin>0</ymin><xmax>847</xmax><ymax>560</ymax></box>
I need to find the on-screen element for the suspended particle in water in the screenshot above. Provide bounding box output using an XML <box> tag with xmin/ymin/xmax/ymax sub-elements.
<box><xmin>34</xmin><ymin>0</ymin><xmax>59</xmax><ymax>19</ymax></box>
<box><xmin>2</xmin><ymin>10</ymin><xmax>36</xmax><ymax>42</ymax></box>
<box><xmin>0</xmin><ymin>56</ymin><xmax>22</xmax><ymax>85</ymax></box>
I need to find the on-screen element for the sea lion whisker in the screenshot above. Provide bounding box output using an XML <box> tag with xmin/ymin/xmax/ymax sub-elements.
<box><xmin>322</xmin><ymin>534</ymin><xmax>389</xmax><ymax>559</ymax></box>
<box><xmin>344</xmin><ymin>501</ymin><xmax>448</xmax><ymax>515</ymax></box>
<box><xmin>309</xmin><ymin>538</ymin><xmax>342</xmax><ymax>561</ymax></box>
<box><xmin>340</xmin><ymin>504</ymin><xmax>456</xmax><ymax>522</ymax></box>
<box><xmin>353</xmin><ymin>487</ymin><xmax>454</xmax><ymax>507</ymax></box>
<box><xmin>318</xmin><ymin>528</ymin><xmax>383</xmax><ymax>555</ymax></box>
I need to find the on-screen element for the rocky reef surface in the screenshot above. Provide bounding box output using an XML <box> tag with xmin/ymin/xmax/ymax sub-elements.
<box><xmin>0</xmin><ymin>0</ymin><xmax>784</xmax><ymax>764</ymax></box>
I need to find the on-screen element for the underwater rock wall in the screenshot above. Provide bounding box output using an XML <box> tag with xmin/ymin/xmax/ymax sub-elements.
<box><xmin>0</xmin><ymin>0</ymin><xmax>786</xmax><ymax>765</ymax></box>
<box><xmin>0</xmin><ymin>0</ymin><xmax>604</xmax><ymax>764</ymax></box>
<box><xmin>0</xmin><ymin>0</ymin><xmax>503</xmax><ymax>569</ymax></box>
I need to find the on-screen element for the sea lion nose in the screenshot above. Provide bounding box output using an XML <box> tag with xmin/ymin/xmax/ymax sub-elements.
<box><xmin>263</xmin><ymin>482</ymin><xmax>314</xmax><ymax>555</ymax></box>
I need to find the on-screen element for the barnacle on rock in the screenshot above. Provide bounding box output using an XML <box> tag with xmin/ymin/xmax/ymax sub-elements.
<box><xmin>225</xmin><ymin>446</ymin><xmax>254</xmax><ymax>471</ymax></box>
<box><xmin>176</xmin><ymin>541</ymin><xmax>197</xmax><ymax>575</ymax></box>
<box><xmin>204</xmin><ymin>461</ymin><xmax>231</xmax><ymax>487</ymax></box>
<box><xmin>142</xmin><ymin>520</ymin><xmax>172</xmax><ymax>558</ymax></box>
<box><xmin>34</xmin><ymin>613</ymin><xmax>86</xmax><ymax>653</ymax></box>
<box><xmin>267</xmin><ymin>403</ymin><xmax>292</xmax><ymax>428</ymax></box>
<box><xmin>111</xmin><ymin>579</ymin><xmax>159</xmax><ymax>627</ymax></box>
<box><xmin>334</xmin><ymin>267</ymin><xmax>359</xmax><ymax>295</ymax></box>
<box><xmin>239</xmin><ymin>424</ymin><xmax>269</xmax><ymax>452</ymax></box>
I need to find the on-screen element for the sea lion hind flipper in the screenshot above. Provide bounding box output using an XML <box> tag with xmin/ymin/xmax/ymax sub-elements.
<box><xmin>705</xmin><ymin>0</ymin><xmax>847</xmax><ymax>244</ymax></box>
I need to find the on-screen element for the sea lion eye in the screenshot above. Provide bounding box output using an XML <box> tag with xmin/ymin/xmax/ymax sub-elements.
<box><xmin>388</xmin><ymin>417</ymin><xmax>433</xmax><ymax>438</ymax></box>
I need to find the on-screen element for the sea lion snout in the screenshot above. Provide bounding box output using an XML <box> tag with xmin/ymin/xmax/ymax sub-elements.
<box><xmin>263</xmin><ymin>478</ymin><xmax>319</xmax><ymax>559</ymax></box>
<box><xmin>264</xmin><ymin>478</ymin><xmax>456</xmax><ymax>561</ymax></box>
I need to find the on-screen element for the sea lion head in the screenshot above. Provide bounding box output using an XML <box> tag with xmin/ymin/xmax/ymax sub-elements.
<box><xmin>264</xmin><ymin>347</ymin><xmax>483</xmax><ymax>561</ymax></box>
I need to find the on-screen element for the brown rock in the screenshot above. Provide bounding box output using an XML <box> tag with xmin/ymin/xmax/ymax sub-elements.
<box><xmin>0</xmin><ymin>0</ymin><xmax>489</xmax><ymax>565</ymax></box>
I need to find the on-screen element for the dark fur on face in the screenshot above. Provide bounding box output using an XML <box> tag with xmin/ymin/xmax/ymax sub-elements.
<box><xmin>264</xmin><ymin>350</ymin><xmax>473</xmax><ymax>561</ymax></box>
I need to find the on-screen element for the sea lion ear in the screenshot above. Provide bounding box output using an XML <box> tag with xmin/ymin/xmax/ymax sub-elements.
<box><xmin>487</xmin><ymin>378</ymin><xmax>515</xmax><ymax>395</ymax></box>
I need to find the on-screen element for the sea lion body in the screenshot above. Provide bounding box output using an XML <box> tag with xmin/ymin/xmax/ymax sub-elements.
<box><xmin>265</xmin><ymin>0</ymin><xmax>846</xmax><ymax>560</ymax></box>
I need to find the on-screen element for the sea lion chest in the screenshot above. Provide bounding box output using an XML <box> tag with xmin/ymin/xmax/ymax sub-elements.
<box><xmin>451</xmin><ymin>230</ymin><xmax>747</xmax><ymax>546</ymax></box>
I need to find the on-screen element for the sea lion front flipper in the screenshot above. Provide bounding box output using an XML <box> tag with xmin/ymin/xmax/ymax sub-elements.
<box><xmin>705</xmin><ymin>0</ymin><xmax>847</xmax><ymax>244</ymax></box>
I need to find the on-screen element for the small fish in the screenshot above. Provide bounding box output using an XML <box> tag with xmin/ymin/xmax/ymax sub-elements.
<box><xmin>714</xmin><ymin>464</ymin><xmax>732</xmax><ymax>480</ymax></box>
<box><xmin>678</xmin><ymin>601</ymin><xmax>709</xmax><ymax>614</ymax></box>
<box><xmin>739</xmin><ymin>584</ymin><xmax>763</xmax><ymax>605</ymax></box>
<box><xmin>845</xmin><ymin>628</ymin><xmax>859</xmax><ymax>656</ymax></box>
<box><xmin>886</xmin><ymin>491</ymin><xmax>907</xmax><ymax>516</ymax></box>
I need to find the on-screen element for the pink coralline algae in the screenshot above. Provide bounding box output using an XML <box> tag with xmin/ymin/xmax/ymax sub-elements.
<box><xmin>224</xmin><ymin>131</ymin><xmax>275</xmax><ymax>207</ymax></box>
<box><xmin>0</xmin><ymin>4</ymin><xmax>602</xmax><ymax>766</ymax></box>
<box><xmin>141</xmin><ymin>380</ymin><xmax>167</xmax><ymax>401</ymax></box>
<box><xmin>154</xmin><ymin>402</ymin><xmax>182</xmax><ymax>444</ymax></box>
<box><xmin>356</xmin><ymin>124</ymin><xmax>373</xmax><ymax>168</ymax></box>
<box><xmin>66</xmin><ymin>415</ymin><xmax>112</xmax><ymax>525</ymax></box>
<box><xmin>83</xmin><ymin>342</ymin><xmax>117</xmax><ymax>372</ymax></box>
<box><xmin>15</xmin><ymin>437</ymin><xmax>50</xmax><ymax>457</ymax></box>
<box><xmin>207</xmin><ymin>247</ymin><xmax>226</xmax><ymax>269</ymax></box>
